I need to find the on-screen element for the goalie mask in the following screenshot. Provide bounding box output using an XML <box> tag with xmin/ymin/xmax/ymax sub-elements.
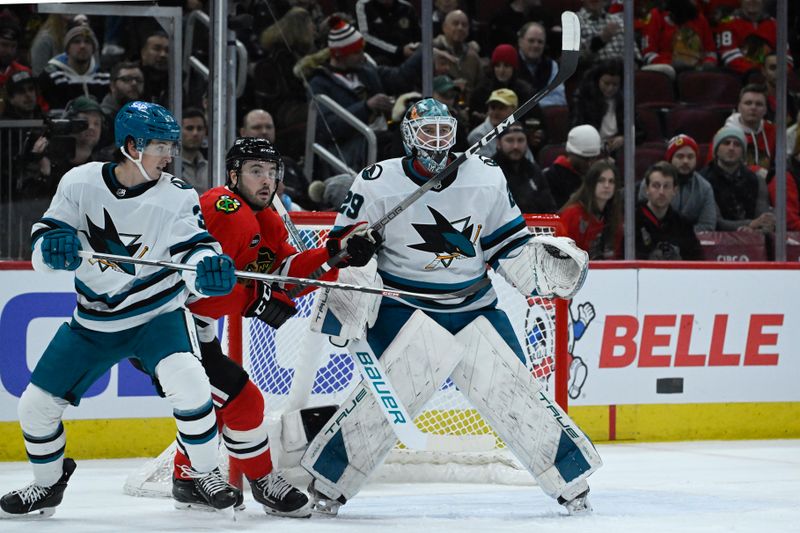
<box><xmin>401</xmin><ymin>98</ymin><xmax>457</xmax><ymax>174</ymax></box>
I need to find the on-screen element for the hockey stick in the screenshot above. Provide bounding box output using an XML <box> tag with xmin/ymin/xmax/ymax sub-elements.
<box><xmin>302</xmin><ymin>11</ymin><xmax>581</xmax><ymax>282</ymax></box>
<box><xmin>76</xmin><ymin>250</ymin><xmax>487</xmax><ymax>302</ymax></box>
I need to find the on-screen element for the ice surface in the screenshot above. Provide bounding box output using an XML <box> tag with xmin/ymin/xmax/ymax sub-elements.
<box><xmin>0</xmin><ymin>439</ymin><xmax>797</xmax><ymax>533</ymax></box>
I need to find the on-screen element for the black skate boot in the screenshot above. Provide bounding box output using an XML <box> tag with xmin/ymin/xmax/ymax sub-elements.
<box><xmin>172</xmin><ymin>466</ymin><xmax>241</xmax><ymax>511</ymax></box>
<box><xmin>307</xmin><ymin>479</ymin><xmax>346</xmax><ymax>517</ymax></box>
<box><xmin>0</xmin><ymin>458</ymin><xmax>77</xmax><ymax>518</ymax></box>
<box><xmin>250</xmin><ymin>472</ymin><xmax>310</xmax><ymax>518</ymax></box>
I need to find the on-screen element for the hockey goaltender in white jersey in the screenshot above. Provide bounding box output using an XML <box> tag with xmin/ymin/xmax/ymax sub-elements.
<box><xmin>297</xmin><ymin>98</ymin><xmax>601</xmax><ymax>517</ymax></box>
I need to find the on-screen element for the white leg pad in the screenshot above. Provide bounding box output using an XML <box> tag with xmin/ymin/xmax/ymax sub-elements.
<box><xmin>301</xmin><ymin>310</ymin><xmax>464</xmax><ymax>502</ymax></box>
<box><xmin>451</xmin><ymin>316</ymin><xmax>602</xmax><ymax>500</ymax></box>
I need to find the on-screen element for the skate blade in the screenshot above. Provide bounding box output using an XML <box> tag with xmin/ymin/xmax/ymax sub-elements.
<box><xmin>310</xmin><ymin>502</ymin><xmax>340</xmax><ymax>518</ymax></box>
<box><xmin>262</xmin><ymin>503</ymin><xmax>312</xmax><ymax>519</ymax></box>
<box><xmin>0</xmin><ymin>507</ymin><xmax>56</xmax><ymax>519</ymax></box>
<box><xmin>174</xmin><ymin>500</ymin><xmax>237</xmax><ymax>517</ymax></box>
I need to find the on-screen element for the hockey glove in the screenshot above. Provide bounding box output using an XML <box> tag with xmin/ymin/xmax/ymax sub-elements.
<box><xmin>195</xmin><ymin>254</ymin><xmax>236</xmax><ymax>296</ymax></box>
<box><xmin>326</xmin><ymin>222</ymin><xmax>383</xmax><ymax>268</ymax></box>
<box><xmin>40</xmin><ymin>229</ymin><xmax>82</xmax><ymax>271</ymax></box>
<box><xmin>244</xmin><ymin>281</ymin><xmax>297</xmax><ymax>328</ymax></box>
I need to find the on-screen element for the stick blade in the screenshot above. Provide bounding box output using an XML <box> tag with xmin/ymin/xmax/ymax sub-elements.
<box><xmin>561</xmin><ymin>11</ymin><xmax>580</xmax><ymax>52</ymax></box>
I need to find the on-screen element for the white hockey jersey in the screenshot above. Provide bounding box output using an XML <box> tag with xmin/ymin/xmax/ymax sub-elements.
<box><xmin>333</xmin><ymin>155</ymin><xmax>531</xmax><ymax>312</ymax></box>
<box><xmin>31</xmin><ymin>162</ymin><xmax>221</xmax><ymax>332</ymax></box>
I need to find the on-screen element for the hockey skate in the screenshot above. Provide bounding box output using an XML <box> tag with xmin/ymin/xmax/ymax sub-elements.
<box><xmin>558</xmin><ymin>487</ymin><xmax>592</xmax><ymax>515</ymax></box>
<box><xmin>172</xmin><ymin>466</ymin><xmax>242</xmax><ymax>511</ymax></box>
<box><xmin>307</xmin><ymin>479</ymin><xmax>346</xmax><ymax>517</ymax></box>
<box><xmin>0</xmin><ymin>457</ymin><xmax>76</xmax><ymax>519</ymax></box>
<box><xmin>249</xmin><ymin>472</ymin><xmax>310</xmax><ymax>518</ymax></box>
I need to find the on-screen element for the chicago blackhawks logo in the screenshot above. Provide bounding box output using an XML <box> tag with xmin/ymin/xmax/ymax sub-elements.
<box><xmin>409</xmin><ymin>206</ymin><xmax>482</xmax><ymax>269</ymax></box>
<box><xmin>215</xmin><ymin>194</ymin><xmax>241</xmax><ymax>214</ymax></box>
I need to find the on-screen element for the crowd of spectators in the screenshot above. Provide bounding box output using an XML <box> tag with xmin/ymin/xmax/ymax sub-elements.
<box><xmin>0</xmin><ymin>0</ymin><xmax>798</xmax><ymax>261</ymax></box>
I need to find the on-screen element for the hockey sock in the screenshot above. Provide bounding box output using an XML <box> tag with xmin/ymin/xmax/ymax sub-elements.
<box><xmin>219</xmin><ymin>381</ymin><xmax>272</xmax><ymax>480</ymax></box>
<box><xmin>18</xmin><ymin>385</ymin><xmax>69</xmax><ymax>486</ymax></box>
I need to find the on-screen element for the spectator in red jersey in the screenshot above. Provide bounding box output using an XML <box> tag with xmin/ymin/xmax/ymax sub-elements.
<box><xmin>715</xmin><ymin>0</ymin><xmax>793</xmax><ymax>75</ymax></box>
<box><xmin>559</xmin><ymin>160</ymin><xmax>623</xmax><ymax>260</ymax></box>
<box><xmin>641</xmin><ymin>0</ymin><xmax>718</xmax><ymax>74</ymax></box>
<box><xmin>698</xmin><ymin>0</ymin><xmax>740</xmax><ymax>26</ymax></box>
<box><xmin>635</xmin><ymin>161</ymin><xmax>702</xmax><ymax>260</ymax></box>
<box><xmin>724</xmin><ymin>84</ymin><xmax>776</xmax><ymax>170</ymax></box>
<box><xmin>545</xmin><ymin>124</ymin><xmax>603</xmax><ymax>209</ymax></box>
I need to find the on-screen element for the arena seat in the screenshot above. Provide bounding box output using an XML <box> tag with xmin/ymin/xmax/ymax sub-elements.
<box><xmin>696</xmin><ymin>231</ymin><xmax>768</xmax><ymax>261</ymax></box>
<box><xmin>538</xmin><ymin>143</ymin><xmax>566</xmax><ymax>169</ymax></box>
<box><xmin>665</xmin><ymin>105</ymin><xmax>727</xmax><ymax>144</ymax></box>
<box><xmin>677</xmin><ymin>70</ymin><xmax>741</xmax><ymax>108</ymax></box>
<box><xmin>634</xmin><ymin>70</ymin><xmax>675</xmax><ymax>108</ymax></box>
<box><xmin>541</xmin><ymin>105</ymin><xmax>570</xmax><ymax>144</ymax></box>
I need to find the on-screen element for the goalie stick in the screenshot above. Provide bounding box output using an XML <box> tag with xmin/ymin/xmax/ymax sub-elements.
<box><xmin>299</xmin><ymin>11</ymin><xmax>581</xmax><ymax>283</ymax></box>
<box><xmin>76</xmin><ymin>250</ymin><xmax>488</xmax><ymax>302</ymax></box>
<box><xmin>272</xmin><ymin>200</ymin><xmax>439</xmax><ymax>451</ymax></box>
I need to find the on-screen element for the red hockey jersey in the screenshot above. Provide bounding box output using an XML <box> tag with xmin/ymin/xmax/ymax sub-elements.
<box><xmin>715</xmin><ymin>12</ymin><xmax>792</xmax><ymax>73</ymax></box>
<box><xmin>641</xmin><ymin>8</ymin><xmax>717</xmax><ymax>68</ymax></box>
<box><xmin>188</xmin><ymin>186</ymin><xmax>335</xmax><ymax>319</ymax></box>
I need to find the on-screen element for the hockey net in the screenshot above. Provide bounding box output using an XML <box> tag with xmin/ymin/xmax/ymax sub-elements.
<box><xmin>123</xmin><ymin>213</ymin><xmax>568</xmax><ymax>497</ymax></box>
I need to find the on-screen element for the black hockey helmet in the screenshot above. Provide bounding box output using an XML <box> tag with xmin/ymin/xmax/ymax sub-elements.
<box><xmin>225</xmin><ymin>137</ymin><xmax>284</xmax><ymax>182</ymax></box>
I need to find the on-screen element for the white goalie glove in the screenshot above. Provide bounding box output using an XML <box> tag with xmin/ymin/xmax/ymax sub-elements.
<box><xmin>309</xmin><ymin>257</ymin><xmax>382</xmax><ymax>341</ymax></box>
<box><xmin>497</xmin><ymin>235</ymin><xmax>589</xmax><ymax>299</ymax></box>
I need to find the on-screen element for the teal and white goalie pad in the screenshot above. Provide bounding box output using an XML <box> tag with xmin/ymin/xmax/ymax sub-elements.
<box><xmin>451</xmin><ymin>315</ymin><xmax>601</xmax><ymax>501</ymax></box>
<box><xmin>300</xmin><ymin>310</ymin><xmax>464</xmax><ymax>502</ymax></box>
<box><xmin>497</xmin><ymin>235</ymin><xmax>588</xmax><ymax>299</ymax></box>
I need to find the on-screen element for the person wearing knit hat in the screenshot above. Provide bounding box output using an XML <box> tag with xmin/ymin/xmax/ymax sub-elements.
<box><xmin>699</xmin><ymin>125</ymin><xmax>775</xmax><ymax>232</ymax></box>
<box><xmin>38</xmin><ymin>22</ymin><xmax>109</xmax><ymax>112</ymax></box>
<box><xmin>468</xmin><ymin>43</ymin><xmax>534</xmax><ymax>121</ymax></box>
<box><xmin>328</xmin><ymin>16</ymin><xmax>365</xmax><ymax>59</ymax></box>
<box><xmin>63</xmin><ymin>24</ymin><xmax>99</xmax><ymax>53</ymax></box>
<box><xmin>711</xmin><ymin>126</ymin><xmax>746</xmax><ymax>158</ymax></box>
<box><xmin>636</xmin><ymin>133</ymin><xmax>716</xmax><ymax>231</ymax></box>
<box><xmin>308</xmin><ymin>13</ymin><xmax>427</xmax><ymax>173</ymax></box>
<box><xmin>665</xmin><ymin>133</ymin><xmax>698</xmax><ymax>162</ymax></box>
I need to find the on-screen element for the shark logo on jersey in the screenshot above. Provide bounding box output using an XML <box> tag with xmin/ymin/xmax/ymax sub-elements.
<box><xmin>82</xmin><ymin>209</ymin><xmax>145</xmax><ymax>275</ymax></box>
<box><xmin>409</xmin><ymin>206</ymin><xmax>482</xmax><ymax>269</ymax></box>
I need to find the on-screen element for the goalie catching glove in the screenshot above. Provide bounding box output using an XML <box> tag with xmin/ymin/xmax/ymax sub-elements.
<box><xmin>326</xmin><ymin>222</ymin><xmax>383</xmax><ymax>268</ymax></box>
<box><xmin>498</xmin><ymin>235</ymin><xmax>589</xmax><ymax>299</ymax></box>
<box><xmin>245</xmin><ymin>281</ymin><xmax>297</xmax><ymax>328</ymax></box>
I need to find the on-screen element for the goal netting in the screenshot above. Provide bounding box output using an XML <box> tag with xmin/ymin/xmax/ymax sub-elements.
<box><xmin>123</xmin><ymin>213</ymin><xmax>569</xmax><ymax>497</ymax></box>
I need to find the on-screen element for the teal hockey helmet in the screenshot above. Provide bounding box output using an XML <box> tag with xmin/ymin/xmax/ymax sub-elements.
<box><xmin>114</xmin><ymin>101</ymin><xmax>181</xmax><ymax>153</ymax></box>
<box><xmin>401</xmin><ymin>98</ymin><xmax>457</xmax><ymax>174</ymax></box>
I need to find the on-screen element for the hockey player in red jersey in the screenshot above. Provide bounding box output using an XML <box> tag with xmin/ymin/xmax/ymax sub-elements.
<box><xmin>171</xmin><ymin>137</ymin><xmax>380</xmax><ymax>517</ymax></box>
<box><xmin>715</xmin><ymin>0</ymin><xmax>793</xmax><ymax>74</ymax></box>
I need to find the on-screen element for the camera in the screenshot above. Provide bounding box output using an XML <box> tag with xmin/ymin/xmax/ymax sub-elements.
<box><xmin>43</xmin><ymin>116</ymin><xmax>89</xmax><ymax>137</ymax></box>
